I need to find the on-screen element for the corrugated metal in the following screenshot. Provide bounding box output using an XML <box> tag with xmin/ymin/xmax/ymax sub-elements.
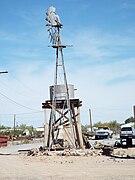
<box><xmin>50</xmin><ymin>84</ymin><xmax>75</xmax><ymax>100</ymax></box>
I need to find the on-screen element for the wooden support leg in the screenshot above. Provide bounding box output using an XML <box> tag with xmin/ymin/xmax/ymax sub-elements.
<box><xmin>77</xmin><ymin>106</ymin><xmax>84</xmax><ymax>149</ymax></box>
<box><xmin>47</xmin><ymin>110</ymin><xmax>52</xmax><ymax>148</ymax></box>
<box><xmin>71</xmin><ymin>104</ymin><xmax>80</xmax><ymax>148</ymax></box>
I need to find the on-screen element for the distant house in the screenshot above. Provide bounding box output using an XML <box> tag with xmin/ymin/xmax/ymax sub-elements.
<box><xmin>23</xmin><ymin>129</ymin><xmax>30</xmax><ymax>136</ymax></box>
<box><xmin>36</xmin><ymin>127</ymin><xmax>44</xmax><ymax>132</ymax></box>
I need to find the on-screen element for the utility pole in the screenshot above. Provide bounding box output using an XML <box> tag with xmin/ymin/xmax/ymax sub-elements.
<box><xmin>13</xmin><ymin>114</ymin><xmax>16</xmax><ymax>137</ymax></box>
<box><xmin>0</xmin><ymin>71</ymin><xmax>8</xmax><ymax>129</ymax></box>
<box><xmin>89</xmin><ymin>109</ymin><xmax>93</xmax><ymax>133</ymax></box>
<box><xmin>133</xmin><ymin>105</ymin><xmax>135</xmax><ymax>128</ymax></box>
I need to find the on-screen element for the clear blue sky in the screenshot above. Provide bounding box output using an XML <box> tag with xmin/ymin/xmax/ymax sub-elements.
<box><xmin>0</xmin><ymin>0</ymin><xmax>135</xmax><ymax>127</ymax></box>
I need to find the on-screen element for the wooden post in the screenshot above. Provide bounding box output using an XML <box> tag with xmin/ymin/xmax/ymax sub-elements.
<box><xmin>77</xmin><ymin>106</ymin><xmax>84</xmax><ymax>149</ymax></box>
<box><xmin>13</xmin><ymin>114</ymin><xmax>16</xmax><ymax>136</ymax></box>
<box><xmin>133</xmin><ymin>105</ymin><xmax>135</xmax><ymax>128</ymax></box>
<box><xmin>89</xmin><ymin>109</ymin><xmax>92</xmax><ymax>132</ymax></box>
<box><xmin>47</xmin><ymin>110</ymin><xmax>52</xmax><ymax>148</ymax></box>
<box><xmin>71</xmin><ymin>104</ymin><xmax>80</xmax><ymax>148</ymax></box>
<box><xmin>43</xmin><ymin>109</ymin><xmax>47</xmax><ymax>147</ymax></box>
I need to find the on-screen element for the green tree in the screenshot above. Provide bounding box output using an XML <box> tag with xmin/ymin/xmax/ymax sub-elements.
<box><xmin>93</xmin><ymin>121</ymin><xmax>102</xmax><ymax>127</ymax></box>
<box><xmin>93</xmin><ymin>120</ymin><xmax>120</xmax><ymax>134</ymax></box>
<box><xmin>18</xmin><ymin>124</ymin><xmax>34</xmax><ymax>135</ymax></box>
<box><xmin>0</xmin><ymin>125</ymin><xmax>10</xmax><ymax>129</ymax></box>
<box><xmin>109</xmin><ymin>120</ymin><xmax>120</xmax><ymax>134</ymax></box>
<box><xmin>81</xmin><ymin>124</ymin><xmax>89</xmax><ymax>133</ymax></box>
<box><xmin>125</xmin><ymin>117</ymin><xmax>134</xmax><ymax>124</ymax></box>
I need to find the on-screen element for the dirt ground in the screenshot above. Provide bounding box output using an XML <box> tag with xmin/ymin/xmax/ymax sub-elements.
<box><xmin>0</xmin><ymin>148</ymin><xmax>135</xmax><ymax>180</ymax></box>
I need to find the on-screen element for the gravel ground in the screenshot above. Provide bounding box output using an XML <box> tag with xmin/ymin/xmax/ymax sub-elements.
<box><xmin>0</xmin><ymin>144</ymin><xmax>135</xmax><ymax>180</ymax></box>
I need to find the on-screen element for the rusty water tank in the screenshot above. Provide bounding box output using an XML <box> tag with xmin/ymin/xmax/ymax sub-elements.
<box><xmin>50</xmin><ymin>84</ymin><xmax>74</xmax><ymax>100</ymax></box>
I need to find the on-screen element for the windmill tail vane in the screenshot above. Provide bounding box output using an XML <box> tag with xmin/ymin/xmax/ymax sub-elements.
<box><xmin>48</xmin><ymin>27</ymin><xmax>57</xmax><ymax>44</ymax></box>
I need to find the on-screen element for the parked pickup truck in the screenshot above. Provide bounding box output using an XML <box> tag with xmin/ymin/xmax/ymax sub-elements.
<box><xmin>95</xmin><ymin>126</ymin><xmax>113</xmax><ymax>140</ymax></box>
<box><xmin>120</xmin><ymin>123</ymin><xmax>135</xmax><ymax>139</ymax></box>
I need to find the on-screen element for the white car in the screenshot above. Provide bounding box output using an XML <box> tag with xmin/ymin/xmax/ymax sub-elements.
<box><xmin>120</xmin><ymin>123</ymin><xmax>135</xmax><ymax>139</ymax></box>
<box><xmin>95</xmin><ymin>126</ymin><xmax>113</xmax><ymax>140</ymax></box>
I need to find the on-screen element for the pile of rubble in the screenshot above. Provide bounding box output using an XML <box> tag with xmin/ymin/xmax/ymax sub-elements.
<box><xmin>27</xmin><ymin>147</ymin><xmax>49</xmax><ymax>157</ymax></box>
<box><xmin>25</xmin><ymin>139</ymin><xmax>135</xmax><ymax>159</ymax></box>
<box><xmin>27</xmin><ymin>144</ymin><xmax>114</xmax><ymax>157</ymax></box>
<box><xmin>57</xmin><ymin>149</ymin><xmax>101</xmax><ymax>157</ymax></box>
<box><xmin>27</xmin><ymin>148</ymin><xmax>101</xmax><ymax>157</ymax></box>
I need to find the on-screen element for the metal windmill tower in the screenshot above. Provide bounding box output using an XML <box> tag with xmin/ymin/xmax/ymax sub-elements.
<box><xmin>42</xmin><ymin>6</ymin><xmax>83</xmax><ymax>150</ymax></box>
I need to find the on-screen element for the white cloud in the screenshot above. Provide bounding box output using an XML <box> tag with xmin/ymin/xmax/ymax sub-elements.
<box><xmin>66</xmin><ymin>56</ymin><xmax>135</xmax><ymax>124</ymax></box>
<box><xmin>0</xmin><ymin>60</ymin><xmax>55</xmax><ymax>127</ymax></box>
<box><xmin>61</xmin><ymin>27</ymin><xmax>135</xmax><ymax>124</ymax></box>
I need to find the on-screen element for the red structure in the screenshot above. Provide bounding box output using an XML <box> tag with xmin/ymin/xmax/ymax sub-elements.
<box><xmin>0</xmin><ymin>137</ymin><xmax>8</xmax><ymax>147</ymax></box>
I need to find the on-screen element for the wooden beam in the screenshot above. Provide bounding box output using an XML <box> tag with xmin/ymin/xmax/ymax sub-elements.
<box><xmin>77</xmin><ymin>106</ymin><xmax>84</xmax><ymax>149</ymax></box>
<box><xmin>53</xmin><ymin>110</ymin><xmax>68</xmax><ymax>126</ymax></box>
<box><xmin>47</xmin><ymin>110</ymin><xmax>52</xmax><ymax>148</ymax></box>
<box><xmin>71</xmin><ymin>104</ymin><xmax>80</xmax><ymax>148</ymax></box>
<box><xmin>48</xmin><ymin>104</ymin><xmax>70</xmax><ymax>121</ymax></box>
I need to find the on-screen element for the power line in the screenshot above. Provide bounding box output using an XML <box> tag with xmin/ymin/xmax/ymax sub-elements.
<box><xmin>9</xmin><ymin>72</ymin><xmax>45</xmax><ymax>98</ymax></box>
<box><xmin>0</xmin><ymin>110</ymin><xmax>43</xmax><ymax>116</ymax></box>
<box><xmin>0</xmin><ymin>91</ymin><xmax>40</xmax><ymax>111</ymax></box>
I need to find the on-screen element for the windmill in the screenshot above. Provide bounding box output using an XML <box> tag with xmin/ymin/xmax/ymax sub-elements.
<box><xmin>42</xmin><ymin>6</ymin><xmax>83</xmax><ymax>150</ymax></box>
